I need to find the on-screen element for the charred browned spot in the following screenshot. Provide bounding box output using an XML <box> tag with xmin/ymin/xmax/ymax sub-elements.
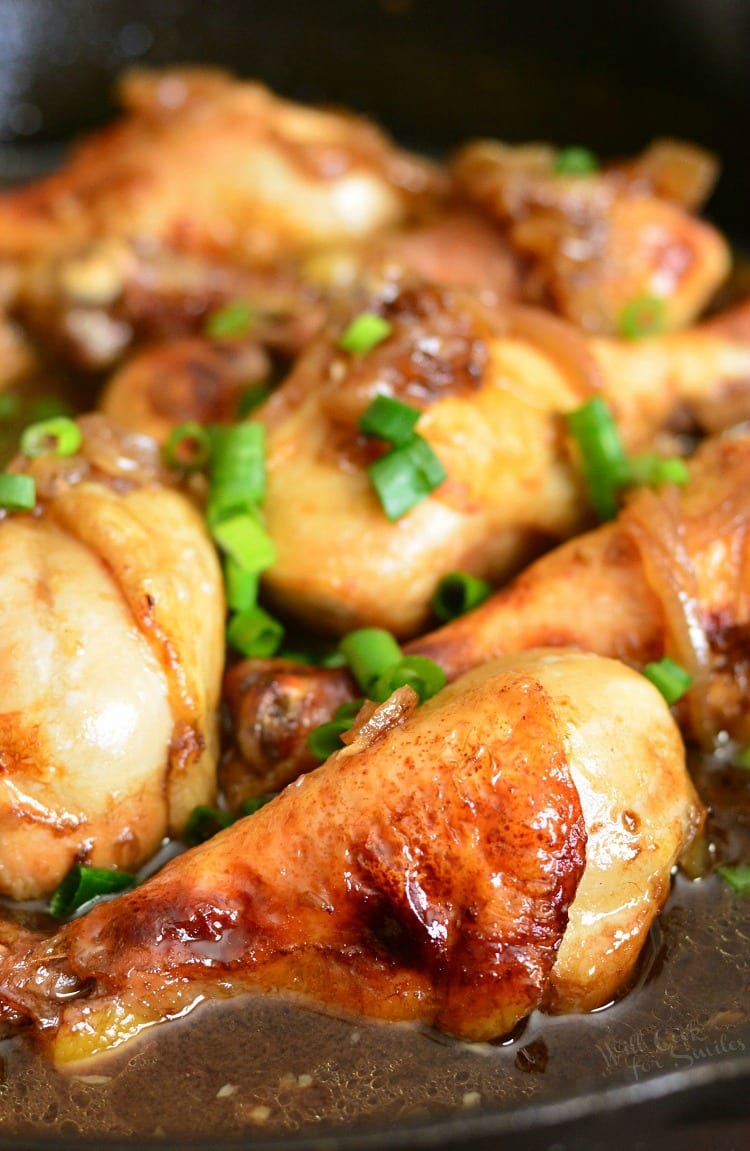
<box><xmin>707</xmin><ymin>618</ymin><xmax>750</xmax><ymax>680</ymax></box>
<box><xmin>149</xmin><ymin>352</ymin><xmax>250</xmax><ymax>425</ymax></box>
<box><xmin>318</xmin><ymin>282</ymin><xmax>499</xmax><ymax>466</ymax></box>
<box><xmin>221</xmin><ymin>659</ymin><xmax>356</xmax><ymax>806</ymax></box>
<box><xmin>622</xmin><ymin>810</ymin><xmax>641</xmax><ymax>833</ymax></box>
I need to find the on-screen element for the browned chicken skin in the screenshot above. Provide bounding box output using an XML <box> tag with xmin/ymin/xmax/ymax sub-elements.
<box><xmin>452</xmin><ymin>138</ymin><xmax>729</xmax><ymax>334</ymax></box>
<box><xmin>0</xmin><ymin>416</ymin><xmax>225</xmax><ymax>899</ymax></box>
<box><xmin>222</xmin><ymin>428</ymin><xmax>750</xmax><ymax>803</ymax></box>
<box><xmin>245</xmin><ymin>290</ymin><xmax>750</xmax><ymax>639</ymax></box>
<box><xmin>0</xmin><ymin>651</ymin><xmax>701</xmax><ymax>1064</ymax></box>
<box><xmin>0</xmin><ymin>68</ymin><xmax>441</xmax><ymax>266</ymax></box>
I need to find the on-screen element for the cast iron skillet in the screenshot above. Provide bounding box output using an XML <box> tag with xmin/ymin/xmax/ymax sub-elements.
<box><xmin>0</xmin><ymin>2</ymin><xmax>749</xmax><ymax>1149</ymax></box>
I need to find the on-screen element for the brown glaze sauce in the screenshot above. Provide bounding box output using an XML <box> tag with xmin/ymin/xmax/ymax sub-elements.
<box><xmin>0</xmin><ymin>749</ymin><xmax>747</xmax><ymax>1140</ymax></box>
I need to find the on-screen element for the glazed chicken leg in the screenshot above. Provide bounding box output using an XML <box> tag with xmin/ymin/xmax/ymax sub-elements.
<box><xmin>248</xmin><ymin>290</ymin><xmax>750</xmax><ymax>640</ymax></box>
<box><xmin>0</xmin><ymin>416</ymin><xmax>225</xmax><ymax>899</ymax></box>
<box><xmin>222</xmin><ymin>427</ymin><xmax>750</xmax><ymax>805</ymax></box>
<box><xmin>0</xmin><ymin>651</ymin><xmax>702</xmax><ymax>1064</ymax></box>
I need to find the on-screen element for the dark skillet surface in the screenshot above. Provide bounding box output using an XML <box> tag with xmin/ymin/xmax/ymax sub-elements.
<box><xmin>0</xmin><ymin>2</ymin><xmax>749</xmax><ymax>1148</ymax></box>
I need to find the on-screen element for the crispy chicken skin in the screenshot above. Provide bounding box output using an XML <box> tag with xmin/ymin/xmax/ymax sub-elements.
<box><xmin>223</xmin><ymin>428</ymin><xmax>750</xmax><ymax>802</ymax></box>
<box><xmin>452</xmin><ymin>138</ymin><xmax>729</xmax><ymax>334</ymax></box>
<box><xmin>252</xmin><ymin>290</ymin><xmax>750</xmax><ymax>639</ymax></box>
<box><xmin>99</xmin><ymin>337</ymin><xmax>270</xmax><ymax>441</ymax></box>
<box><xmin>0</xmin><ymin>651</ymin><xmax>701</xmax><ymax>1063</ymax></box>
<box><xmin>0</xmin><ymin>416</ymin><xmax>225</xmax><ymax>900</ymax></box>
<box><xmin>0</xmin><ymin>68</ymin><xmax>442</xmax><ymax>267</ymax></box>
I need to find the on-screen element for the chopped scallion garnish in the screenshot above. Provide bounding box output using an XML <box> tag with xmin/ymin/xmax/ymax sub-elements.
<box><xmin>566</xmin><ymin>397</ymin><xmax>688</xmax><ymax>521</ymax></box>
<box><xmin>224</xmin><ymin>556</ymin><xmax>259</xmax><ymax>613</ymax></box>
<box><xmin>203</xmin><ymin>300</ymin><xmax>256</xmax><ymax>340</ymax></box>
<box><xmin>211</xmin><ymin>511</ymin><xmax>277</xmax><ymax>573</ymax></box>
<box><xmin>209</xmin><ymin>422</ymin><xmax>267</xmax><ymax>514</ymax></box>
<box><xmin>339</xmin><ymin>628</ymin><xmax>446</xmax><ymax>706</ymax></box>
<box><xmin>239</xmin><ymin>794</ymin><xmax>275</xmax><ymax>817</ymax></box>
<box><xmin>338</xmin><ymin>312</ymin><xmax>392</xmax><ymax>355</ymax></box>
<box><xmin>431</xmin><ymin>570</ymin><xmax>493</xmax><ymax>622</ymax></box>
<box><xmin>716</xmin><ymin>864</ymin><xmax>750</xmax><ymax>895</ymax></box>
<box><xmin>340</xmin><ymin>628</ymin><xmax>403</xmax><ymax>695</ymax></box>
<box><xmin>0</xmin><ymin>472</ymin><xmax>36</xmax><ymax>511</ymax></box>
<box><xmin>227</xmin><ymin>603</ymin><xmax>284</xmax><ymax>658</ymax></box>
<box><xmin>184</xmin><ymin>805</ymin><xmax>235</xmax><ymax>847</ymax></box>
<box><xmin>163</xmin><ymin>421</ymin><xmax>213</xmax><ymax>472</ymax></box>
<box><xmin>553</xmin><ymin>146</ymin><xmax>599</xmax><ymax>176</ymax></box>
<box><xmin>641</xmin><ymin>656</ymin><xmax>693</xmax><ymax>705</ymax></box>
<box><xmin>626</xmin><ymin>454</ymin><xmax>690</xmax><ymax>488</ymax></box>
<box><xmin>368</xmin><ymin>434</ymin><xmax>446</xmax><ymax>521</ymax></box>
<box><xmin>20</xmin><ymin>417</ymin><xmax>81</xmax><ymax>460</ymax></box>
<box><xmin>307</xmin><ymin>700</ymin><xmax>364</xmax><ymax>761</ymax></box>
<box><xmin>618</xmin><ymin>294</ymin><xmax>666</xmax><ymax>340</ymax></box>
<box><xmin>358</xmin><ymin>395</ymin><xmax>421</xmax><ymax>447</ymax></box>
<box><xmin>48</xmin><ymin>864</ymin><xmax>136</xmax><ymax>919</ymax></box>
<box><xmin>184</xmin><ymin>796</ymin><xmax>276</xmax><ymax>846</ymax></box>
<box><xmin>566</xmin><ymin>396</ymin><xmax>628</xmax><ymax>520</ymax></box>
<box><xmin>370</xmin><ymin>654</ymin><xmax>447</xmax><ymax>703</ymax></box>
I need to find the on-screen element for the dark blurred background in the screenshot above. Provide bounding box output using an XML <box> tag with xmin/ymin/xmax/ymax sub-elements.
<box><xmin>0</xmin><ymin>0</ymin><xmax>748</xmax><ymax>225</ymax></box>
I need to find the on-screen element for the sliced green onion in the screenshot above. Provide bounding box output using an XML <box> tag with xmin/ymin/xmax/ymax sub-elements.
<box><xmin>48</xmin><ymin>865</ymin><xmax>136</xmax><ymax>919</ymax></box>
<box><xmin>368</xmin><ymin>434</ymin><xmax>446</xmax><ymax>521</ymax></box>
<box><xmin>566</xmin><ymin>396</ymin><xmax>629</xmax><ymax>520</ymax></box>
<box><xmin>641</xmin><ymin>656</ymin><xmax>693</xmax><ymax>705</ymax></box>
<box><xmin>227</xmin><ymin>604</ymin><xmax>284</xmax><ymax>658</ymax></box>
<box><xmin>553</xmin><ymin>146</ymin><xmax>599</xmax><ymax>176</ymax></box>
<box><xmin>307</xmin><ymin>699</ymin><xmax>365</xmax><ymax>761</ymax></box>
<box><xmin>618</xmin><ymin>294</ymin><xmax>666</xmax><ymax>340</ymax></box>
<box><xmin>340</xmin><ymin>628</ymin><xmax>403</xmax><ymax>694</ymax></box>
<box><xmin>0</xmin><ymin>392</ymin><xmax>20</xmax><ymax>421</ymax></box>
<box><xmin>625</xmin><ymin>454</ymin><xmax>690</xmax><ymax>488</ymax></box>
<box><xmin>0</xmin><ymin>472</ymin><xmax>36</xmax><ymax>511</ymax></box>
<box><xmin>358</xmin><ymin>395</ymin><xmax>421</xmax><ymax>447</ymax></box>
<box><xmin>237</xmin><ymin>384</ymin><xmax>272</xmax><ymax>418</ymax></box>
<box><xmin>184</xmin><ymin>805</ymin><xmax>235</xmax><ymax>847</ymax></box>
<box><xmin>211</xmin><ymin>511</ymin><xmax>277</xmax><ymax>573</ymax></box>
<box><xmin>163</xmin><ymin>421</ymin><xmax>213</xmax><ymax>472</ymax></box>
<box><xmin>203</xmin><ymin>300</ymin><xmax>255</xmax><ymax>340</ymax></box>
<box><xmin>239</xmin><ymin>794</ymin><xmax>275</xmax><ymax>817</ymax></box>
<box><xmin>716</xmin><ymin>864</ymin><xmax>750</xmax><ymax>895</ymax></box>
<box><xmin>371</xmin><ymin>655</ymin><xmax>447</xmax><ymax>703</ymax></box>
<box><xmin>209</xmin><ymin>422</ymin><xmax>267</xmax><ymax>514</ymax></box>
<box><xmin>224</xmin><ymin>556</ymin><xmax>259</xmax><ymax>613</ymax></box>
<box><xmin>20</xmin><ymin>417</ymin><xmax>81</xmax><ymax>459</ymax></box>
<box><xmin>307</xmin><ymin>718</ymin><xmax>351</xmax><ymax>761</ymax></box>
<box><xmin>338</xmin><ymin>312</ymin><xmax>392</xmax><ymax>355</ymax></box>
<box><xmin>431</xmin><ymin>571</ymin><xmax>493</xmax><ymax>622</ymax></box>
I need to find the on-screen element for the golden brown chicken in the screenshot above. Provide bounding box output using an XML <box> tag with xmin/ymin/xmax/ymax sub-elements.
<box><xmin>99</xmin><ymin>336</ymin><xmax>270</xmax><ymax>442</ymax></box>
<box><xmin>0</xmin><ymin>651</ymin><xmax>702</xmax><ymax>1063</ymax></box>
<box><xmin>97</xmin><ymin>209</ymin><xmax>521</xmax><ymax>426</ymax></box>
<box><xmin>0</xmin><ymin>68</ymin><xmax>443</xmax><ymax>370</ymax></box>
<box><xmin>14</xmin><ymin>245</ymin><xmax>327</xmax><ymax>371</ymax></box>
<box><xmin>0</xmin><ymin>68</ymin><xmax>442</xmax><ymax>266</ymax></box>
<box><xmin>249</xmin><ymin>289</ymin><xmax>750</xmax><ymax>640</ymax></box>
<box><xmin>452</xmin><ymin>138</ymin><xmax>729</xmax><ymax>334</ymax></box>
<box><xmin>222</xmin><ymin>427</ymin><xmax>750</xmax><ymax>804</ymax></box>
<box><xmin>0</xmin><ymin>415</ymin><xmax>225</xmax><ymax>900</ymax></box>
